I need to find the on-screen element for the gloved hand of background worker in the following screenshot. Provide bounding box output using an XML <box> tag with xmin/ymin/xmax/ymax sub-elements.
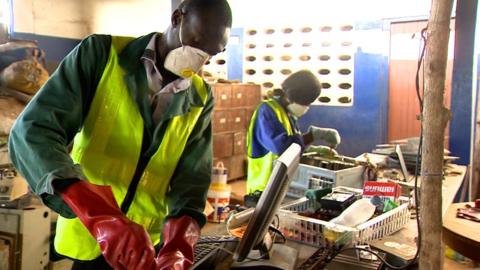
<box><xmin>156</xmin><ymin>215</ymin><xmax>200</xmax><ymax>270</ymax></box>
<box><xmin>308</xmin><ymin>126</ymin><xmax>341</xmax><ymax>148</ymax></box>
<box><xmin>305</xmin><ymin>187</ymin><xmax>332</xmax><ymax>202</ymax></box>
<box><xmin>306</xmin><ymin>145</ymin><xmax>338</xmax><ymax>157</ymax></box>
<box><xmin>59</xmin><ymin>180</ymin><xmax>158</xmax><ymax>270</ymax></box>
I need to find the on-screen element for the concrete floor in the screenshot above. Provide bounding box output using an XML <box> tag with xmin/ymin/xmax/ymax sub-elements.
<box><xmin>444</xmin><ymin>257</ymin><xmax>479</xmax><ymax>269</ymax></box>
<box><xmin>228</xmin><ymin>179</ymin><xmax>247</xmax><ymax>205</ymax></box>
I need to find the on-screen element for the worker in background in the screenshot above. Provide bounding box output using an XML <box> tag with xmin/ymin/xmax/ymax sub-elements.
<box><xmin>8</xmin><ymin>0</ymin><xmax>232</xmax><ymax>269</ymax></box>
<box><xmin>246</xmin><ymin>70</ymin><xmax>341</xmax><ymax>197</ymax></box>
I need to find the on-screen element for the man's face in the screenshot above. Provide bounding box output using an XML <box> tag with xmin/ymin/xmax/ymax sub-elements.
<box><xmin>179</xmin><ymin>11</ymin><xmax>231</xmax><ymax>57</ymax></box>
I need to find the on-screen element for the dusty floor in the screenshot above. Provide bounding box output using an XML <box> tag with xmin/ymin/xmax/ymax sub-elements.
<box><xmin>444</xmin><ymin>257</ymin><xmax>479</xmax><ymax>269</ymax></box>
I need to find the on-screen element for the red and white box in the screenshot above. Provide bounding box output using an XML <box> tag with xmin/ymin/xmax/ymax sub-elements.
<box><xmin>363</xmin><ymin>181</ymin><xmax>402</xmax><ymax>202</ymax></box>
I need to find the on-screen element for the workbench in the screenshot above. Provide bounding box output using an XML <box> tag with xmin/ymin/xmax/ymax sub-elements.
<box><xmin>202</xmin><ymin>164</ymin><xmax>468</xmax><ymax>269</ymax></box>
<box><xmin>369</xmin><ymin>164</ymin><xmax>467</xmax><ymax>261</ymax></box>
<box><xmin>202</xmin><ymin>220</ymin><xmax>319</xmax><ymax>269</ymax></box>
<box><xmin>443</xmin><ymin>202</ymin><xmax>480</xmax><ymax>262</ymax></box>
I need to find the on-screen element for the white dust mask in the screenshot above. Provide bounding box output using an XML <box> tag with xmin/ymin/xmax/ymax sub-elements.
<box><xmin>164</xmin><ymin>22</ymin><xmax>210</xmax><ymax>78</ymax></box>
<box><xmin>287</xmin><ymin>103</ymin><xmax>309</xmax><ymax>117</ymax></box>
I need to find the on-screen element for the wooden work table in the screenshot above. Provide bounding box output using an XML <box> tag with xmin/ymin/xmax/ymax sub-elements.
<box><xmin>443</xmin><ymin>202</ymin><xmax>480</xmax><ymax>261</ymax></box>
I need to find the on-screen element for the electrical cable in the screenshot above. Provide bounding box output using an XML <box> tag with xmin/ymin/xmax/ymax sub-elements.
<box><xmin>273</xmin><ymin>214</ymin><xmax>280</xmax><ymax>229</ymax></box>
<box><xmin>337</xmin><ymin>247</ymin><xmax>411</xmax><ymax>270</ymax></box>
<box><xmin>329</xmin><ymin>27</ymin><xmax>429</xmax><ymax>270</ymax></box>
<box><xmin>409</xmin><ymin>25</ymin><xmax>428</xmax><ymax>267</ymax></box>
<box><xmin>247</xmin><ymin>222</ymin><xmax>288</xmax><ymax>261</ymax></box>
<box><xmin>415</xmin><ymin>28</ymin><xmax>428</xmax><ymax>112</ymax></box>
<box><xmin>268</xmin><ymin>224</ymin><xmax>287</xmax><ymax>244</ymax></box>
<box><xmin>223</xmin><ymin>210</ymin><xmax>287</xmax><ymax>261</ymax></box>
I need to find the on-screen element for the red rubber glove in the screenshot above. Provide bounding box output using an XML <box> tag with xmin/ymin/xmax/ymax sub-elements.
<box><xmin>59</xmin><ymin>180</ymin><xmax>157</xmax><ymax>270</ymax></box>
<box><xmin>156</xmin><ymin>215</ymin><xmax>201</xmax><ymax>270</ymax></box>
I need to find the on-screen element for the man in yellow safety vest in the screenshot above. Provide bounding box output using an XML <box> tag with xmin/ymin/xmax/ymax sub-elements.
<box><xmin>246</xmin><ymin>70</ymin><xmax>341</xmax><ymax>199</ymax></box>
<box><xmin>8</xmin><ymin>0</ymin><xmax>232</xmax><ymax>269</ymax></box>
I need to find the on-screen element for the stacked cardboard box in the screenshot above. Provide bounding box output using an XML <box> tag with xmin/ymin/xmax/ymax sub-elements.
<box><xmin>211</xmin><ymin>83</ymin><xmax>261</xmax><ymax>181</ymax></box>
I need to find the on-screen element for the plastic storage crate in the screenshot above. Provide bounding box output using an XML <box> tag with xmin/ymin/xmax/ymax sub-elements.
<box><xmin>278</xmin><ymin>196</ymin><xmax>411</xmax><ymax>247</ymax></box>
<box><xmin>287</xmin><ymin>162</ymin><xmax>365</xmax><ymax>198</ymax></box>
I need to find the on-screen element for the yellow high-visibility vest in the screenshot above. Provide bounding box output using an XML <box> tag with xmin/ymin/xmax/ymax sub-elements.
<box><xmin>54</xmin><ymin>36</ymin><xmax>208</xmax><ymax>260</ymax></box>
<box><xmin>246</xmin><ymin>99</ymin><xmax>293</xmax><ymax>194</ymax></box>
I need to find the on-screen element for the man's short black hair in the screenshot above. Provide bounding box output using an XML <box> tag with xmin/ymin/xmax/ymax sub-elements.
<box><xmin>282</xmin><ymin>70</ymin><xmax>321</xmax><ymax>105</ymax></box>
<box><xmin>178</xmin><ymin>0</ymin><xmax>232</xmax><ymax>27</ymax></box>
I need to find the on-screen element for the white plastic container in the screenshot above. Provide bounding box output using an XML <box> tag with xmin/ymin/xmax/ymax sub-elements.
<box><xmin>288</xmin><ymin>162</ymin><xmax>364</xmax><ymax>198</ymax></box>
<box><xmin>211</xmin><ymin>162</ymin><xmax>228</xmax><ymax>185</ymax></box>
<box><xmin>330</xmin><ymin>198</ymin><xmax>376</xmax><ymax>227</ymax></box>
<box><xmin>278</xmin><ymin>194</ymin><xmax>410</xmax><ymax>246</ymax></box>
<box><xmin>207</xmin><ymin>184</ymin><xmax>231</xmax><ymax>223</ymax></box>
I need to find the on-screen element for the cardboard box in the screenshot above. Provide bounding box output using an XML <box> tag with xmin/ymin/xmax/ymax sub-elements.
<box><xmin>213</xmin><ymin>133</ymin><xmax>233</xmax><ymax>158</ymax></box>
<box><xmin>228</xmin><ymin>109</ymin><xmax>247</xmax><ymax>132</ymax></box>
<box><xmin>233</xmin><ymin>132</ymin><xmax>246</xmax><ymax>155</ymax></box>
<box><xmin>213</xmin><ymin>84</ymin><xmax>232</xmax><ymax>109</ymax></box>
<box><xmin>229</xmin><ymin>155</ymin><xmax>247</xmax><ymax>180</ymax></box>
<box><xmin>362</xmin><ymin>181</ymin><xmax>402</xmax><ymax>202</ymax></box>
<box><xmin>231</xmin><ymin>84</ymin><xmax>261</xmax><ymax>108</ymax></box>
<box><xmin>212</xmin><ymin>110</ymin><xmax>230</xmax><ymax>133</ymax></box>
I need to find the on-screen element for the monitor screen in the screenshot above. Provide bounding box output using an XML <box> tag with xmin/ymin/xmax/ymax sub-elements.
<box><xmin>232</xmin><ymin>143</ymin><xmax>301</xmax><ymax>262</ymax></box>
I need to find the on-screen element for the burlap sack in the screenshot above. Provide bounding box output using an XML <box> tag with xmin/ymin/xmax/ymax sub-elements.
<box><xmin>0</xmin><ymin>59</ymin><xmax>49</xmax><ymax>95</ymax></box>
<box><xmin>0</xmin><ymin>96</ymin><xmax>25</xmax><ymax>136</ymax></box>
<box><xmin>0</xmin><ymin>40</ymin><xmax>37</xmax><ymax>53</ymax></box>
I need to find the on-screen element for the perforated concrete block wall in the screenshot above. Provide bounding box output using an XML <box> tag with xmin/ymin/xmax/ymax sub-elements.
<box><xmin>203</xmin><ymin>51</ymin><xmax>228</xmax><ymax>80</ymax></box>
<box><xmin>205</xmin><ymin>23</ymin><xmax>355</xmax><ymax>107</ymax></box>
<box><xmin>246</xmin><ymin>24</ymin><xmax>354</xmax><ymax>106</ymax></box>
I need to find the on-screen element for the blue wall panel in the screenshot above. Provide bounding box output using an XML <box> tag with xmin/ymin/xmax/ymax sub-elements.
<box><xmin>11</xmin><ymin>32</ymin><xmax>80</xmax><ymax>62</ymax></box>
<box><xmin>227</xmin><ymin>27</ymin><xmax>243</xmax><ymax>81</ymax></box>
<box><xmin>298</xmin><ymin>48</ymin><xmax>389</xmax><ymax>157</ymax></box>
<box><xmin>448</xmin><ymin>0</ymin><xmax>478</xmax><ymax>165</ymax></box>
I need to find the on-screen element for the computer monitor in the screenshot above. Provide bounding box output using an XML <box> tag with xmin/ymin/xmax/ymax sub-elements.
<box><xmin>395</xmin><ymin>144</ymin><xmax>411</xmax><ymax>182</ymax></box>
<box><xmin>229</xmin><ymin>143</ymin><xmax>301</xmax><ymax>269</ymax></box>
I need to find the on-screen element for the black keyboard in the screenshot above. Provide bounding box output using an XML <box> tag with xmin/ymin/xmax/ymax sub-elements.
<box><xmin>193</xmin><ymin>235</ymin><xmax>238</xmax><ymax>267</ymax></box>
